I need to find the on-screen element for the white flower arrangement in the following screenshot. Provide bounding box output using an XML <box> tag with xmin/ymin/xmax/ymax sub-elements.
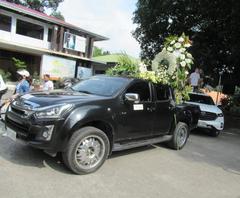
<box><xmin>167</xmin><ymin>47</ymin><xmax>173</xmax><ymax>52</ymax></box>
<box><xmin>185</xmin><ymin>58</ymin><xmax>192</xmax><ymax>64</ymax></box>
<box><xmin>174</xmin><ymin>43</ymin><xmax>181</xmax><ymax>49</ymax></box>
<box><xmin>178</xmin><ymin>37</ymin><xmax>184</xmax><ymax>43</ymax></box>
<box><xmin>179</xmin><ymin>48</ymin><xmax>186</xmax><ymax>53</ymax></box>
<box><xmin>180</xmin><ymin>61</ymin><xmax>187</xmax><ymax>67</ymax></box>
<box><xmin>184</xmin><ymin>43</ymin><xmax>191</xmax><ymax>48</ymax></box>
<box><xmin>186</xmin><ymin>53</ymin><xmax>192</xmax><ymax>58</ymax></box>
<box><xmin>152</xmin><ymin>48</ymin><xmax>177</xmax><ymax>75</ymax></box>
<box><xmin>180</xmin><ymin>54</ymin><xmax>186</xmax><ymax>60</ymax></box>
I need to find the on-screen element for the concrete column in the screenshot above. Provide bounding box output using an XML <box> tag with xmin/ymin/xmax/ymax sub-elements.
<box><xmin>11</xmin><ymin>16</ymin><xmax>16</xmax><ymax>36</ymax></box>
<box><xmin>43</xmin><ymin>26</ymin><xmax>48</xmax><ymax>42</ymax></box>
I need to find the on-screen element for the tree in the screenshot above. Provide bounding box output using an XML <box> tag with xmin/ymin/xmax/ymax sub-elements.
<box><xmin>6</xmin><ymin>0</ymin><xmax>64</xmax><ymax>20</ymax></box>
<box><xmin>12</xmin><ymin>57</ymin><xmax>27</xmax><ymax>70</ymax></box>
<box><xmin>50</xmin><ymin>11</ymin><xmax>65</xmax><ymax>21</ymax></box>
<box><xmin>93</xmin><ymin>46</ymin><xmax>110</xmax><ymax>57</ymax></box>
<box><xmin>133</xmin><ymin>0</ymin><xmax>240</xmax><ymax>86</ymax></box>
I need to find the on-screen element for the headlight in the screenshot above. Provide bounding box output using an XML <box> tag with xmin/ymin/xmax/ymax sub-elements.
<box><xmin>34</xmin><ymin>104</ymin><xmax>73</xmax><ymax>119</ymax></box>
<box><xmin>217</xmin><ymin>113</ymin><xmax>224</xmax><ymax>117</ymax></box>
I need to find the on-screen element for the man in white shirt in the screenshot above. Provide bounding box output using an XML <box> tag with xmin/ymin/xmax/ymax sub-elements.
<box><xmin>43</xmin><ymin>74</ymin><xmax>54</xmax><ymax>91</ymax></box>
<box><xmin>189</xmin><ymin>68</ymin><xmax>200</xmax><ymax>92</ymax></box>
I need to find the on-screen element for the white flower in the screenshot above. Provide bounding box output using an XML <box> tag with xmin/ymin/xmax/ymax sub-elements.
<box><xmin>185</xmin><ymin>59</ymin><xmax>192</xmax><ymax>64</ymax></box>
<box><xmin>186</xmin><ymin>53</ymin><xmax>192</xmax><ymax>58</ymax></box>
<box><xmin>178</xmin><ymin>37</ymin><xmax>184</xmax><ymax>43</ymax></box>
<box><xmin>184</xmin><ymin>43</ymin><xmax>191</xmax><ymax>48</ymax></box>
<box><xmin>174</xmin><ymin>43</ymin><xmax>181</xmax><ymax>48</ymax></box>
<box><xmin>139</xmin><ymin>62</ymin><xmax>147</xmax><ymax>72</ymax></box>
<box><xmin>180</xmin><ymin>54</ymin><xmax>185</xmax><ymax>60</ymax></box>
<box><xmin>173</xmin><ymin>50</ymin><xmax>181</xmax><ymax>58</ymax></box>
<box><xmin>180</xmin><ymin>61</ymin><xmax>186</xmax><ymax>67</ymax></box>
<box><xmin>167</xmin><ymin>47</ymin><xmax>173</xmax><ymax>52</ymax></box>
<box><xmin>152</xmin><ymin>48</ymin><xmax>177</xmax><ymax>75</ymax></box>
<box><xmin>179</xmin><ymin>48</ymin><xmax>186</xmax><ymax>53</ymax></box>
<box><xmin>170</xmin><ymin>40</ymin><xmax>175</xmax><ymax>45</ymax></box>
<box><xmin>185</xmin><ymin>71</ymin><xmax>189</xmax><ymax>75</ymax></box>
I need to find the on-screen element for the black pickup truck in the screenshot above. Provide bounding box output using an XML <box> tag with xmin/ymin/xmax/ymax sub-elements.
<box><xmin>5</xmin><ymin>76</ymin><xmax>200</xmax><ymax>174</ymax></box>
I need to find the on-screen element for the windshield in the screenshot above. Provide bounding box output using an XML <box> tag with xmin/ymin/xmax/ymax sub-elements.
<box><xmin>71</xmin><ymin>77</ymin><xmax>128</xmax><ymax>97</ymax></box>
<box><xmin>188</xmin><ymin>94</ymin><xmax>215</xmax><ymax>105</ymax></box>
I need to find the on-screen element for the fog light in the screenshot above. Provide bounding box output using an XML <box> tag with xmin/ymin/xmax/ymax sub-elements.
<box><xmin>42</xmin><ymin>125</ymin><xmax>54</xmax><ymax>141</ymax></box>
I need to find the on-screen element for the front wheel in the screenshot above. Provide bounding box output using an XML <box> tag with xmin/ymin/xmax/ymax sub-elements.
<box><xmin>62</xmin><ymin>126</ymin><xmax>110</xmax><ymax>175</ymax></box>
<box><xmin>210</xmin><ymin>129</ymin><xmax>221</xmax><ymax>137</ymax></box>
<box><xmin>168</xmin><ymin>122</ymin><xmax>189</xmax><ymax>150</ymax></box>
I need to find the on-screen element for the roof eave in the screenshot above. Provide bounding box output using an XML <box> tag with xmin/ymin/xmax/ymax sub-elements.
<box><xmin>0</xmin><ymin>1</ymin><xmax>108</xmax><ymax>41</ymax></box>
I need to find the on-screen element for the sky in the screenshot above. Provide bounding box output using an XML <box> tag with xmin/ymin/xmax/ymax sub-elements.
<box><xmin>57</xmin><ymin>0</ymin><xmax>141</xmax><ymax>58</ymax></box>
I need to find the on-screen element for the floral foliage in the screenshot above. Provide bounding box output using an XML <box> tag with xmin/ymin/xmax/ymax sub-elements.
<box><xmin>106</xmin><ymin>34</ymin><xmax>194</xmax><ymax>103</ymax></box>
<box><xmin>151</xmin><ymin>33</ymin><xmax>194</xmax><ymax>103</ymax></box>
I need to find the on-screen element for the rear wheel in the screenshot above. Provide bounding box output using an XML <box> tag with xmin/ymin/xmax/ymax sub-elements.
<box><xmin>62</xmin><ymin>126</ymin><xmax>110</xmax><ymax>175</ymax></box>
<box><xmin>168</xmin><ymin>122</ymin><xmax>189</xmax><ymax>150</ymax></box>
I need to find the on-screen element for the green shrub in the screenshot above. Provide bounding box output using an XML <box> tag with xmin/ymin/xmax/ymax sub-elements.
<box><xmin>106</xmin><ymin>53</ymin><xmax>139</xmax><ymax>77</ymax></box>
<box><xmin>12</xmin><ymin>57</ymin><xmax>27</xmax><ymax>70</ymax></box>
<box><xmin>0</xmin><ymin>69</ymin><xmax>11</xmax><ymax>81</ymax></box>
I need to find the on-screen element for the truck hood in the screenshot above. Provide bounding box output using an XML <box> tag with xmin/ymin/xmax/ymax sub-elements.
<box><xmin>16</xmin><ymin>90</ymin><xmax>108</xmax><ymax>109</ymax></box>
<box><xmin>185</xmin><ymin>102</ymin><xmax>222</xmax><ymax>114</ymax></box>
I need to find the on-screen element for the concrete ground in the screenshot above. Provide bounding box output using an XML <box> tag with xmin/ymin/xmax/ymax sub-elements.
<box><xmin>0</xmin><ymin>122</ymin><xmax>240</xmax><ymax>198</ymax></box>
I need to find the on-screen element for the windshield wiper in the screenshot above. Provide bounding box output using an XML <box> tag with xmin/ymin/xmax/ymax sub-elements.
<box><xmin>78</xmin><ymin>90</ymin><xmax>93</xmax><ymax>94</ymax></box>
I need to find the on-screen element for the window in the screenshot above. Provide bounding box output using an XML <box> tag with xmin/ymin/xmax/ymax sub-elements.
<box><xmin>188</xmin><ymin>94</ymin><xmax>215</xmax><ymax>105</ymax></box>
<box><xmin>48</xmin><ymin>28</ymin><xmax>52</xmax><ymax>42</ymax></box>
<box><xmin>72</xmin><ymin>77</ymin><xmax>128</xmax><ymax>97</ymax></box>
<box><xmin>16</xmin><ymin>19</ymin><xmax>44</xmax><ymax>40</ymax></box>
<box><xmin>0</xmin><ymin>14</ymin><xmax>11</xmax><ymax>32</ymax></box>
<box><xmin>155</xmin><ymin>84</ymin><xmax>170</xmax><ymax>101</ymax></box>
<box><xmin>126</xmin><ymin>81</ymin><xmax>150</xmax><ymax>102</ymax></box>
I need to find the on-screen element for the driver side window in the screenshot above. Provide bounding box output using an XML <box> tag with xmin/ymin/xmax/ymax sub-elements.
<box><xmin>126</xmin><ymin>81</ymin><xmax>151</xmax><ymax>102</ymax></box>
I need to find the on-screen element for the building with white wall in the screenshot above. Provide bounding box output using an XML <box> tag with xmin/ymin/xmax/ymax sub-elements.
<box><xmin>0</xmin><ymin>0</ymin><xmax>108</xmax><ymax>79</ymax></box>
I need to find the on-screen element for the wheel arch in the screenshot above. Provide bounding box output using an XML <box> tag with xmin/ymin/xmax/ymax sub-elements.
<box><xmin>68</xmin><ymin>120</ymin><xmax>115</xmax><ymax>154</ymax></box>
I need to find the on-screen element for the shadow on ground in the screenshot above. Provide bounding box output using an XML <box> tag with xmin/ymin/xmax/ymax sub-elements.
<box><xmin>0</xmin><ymin>121</ymin><xmax>239</xmax><ymax>175</ymax></box>
<box><xmin>172</xmin><ymin>128</ymin><xmax>240</xmax><ymax>175</ymax></box>
<box><xmin>0</xmin><ymin>136</ymin><xmax>73</xmax><ymax>174</ymax></box>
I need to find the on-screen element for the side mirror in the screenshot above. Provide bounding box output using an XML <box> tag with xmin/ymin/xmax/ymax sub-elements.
<box><xmin>125</xmin><ymin>93</ymin><xmax>140</xmax><ymax>103</ymax></box>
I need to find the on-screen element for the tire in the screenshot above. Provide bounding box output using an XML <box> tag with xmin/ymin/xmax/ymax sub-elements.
<box><xmin>210</xmin><ymin>129</ymin><xmax>220</xmax><ymax>137</ymax></box>
<box><xmin>62</xmin><ymin>126</ymin><xmax>110</xmax><ymax>175</ymax></box>
<box><xmin>168</xmin><ymin>122</ymin><xmax>189</xmax><ymax>150</ymax></box>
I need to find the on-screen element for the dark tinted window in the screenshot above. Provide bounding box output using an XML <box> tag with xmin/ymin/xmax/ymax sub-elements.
<box><xmin>126</xmin><ymin>81</ymin><xmax>150</xmax><ymax>101</ymax></box>
<box><xmin>189</xmin><ymin>94</ymin><xmax>215</xmax><ymax>105</ymax></box>
<box><xmin>16</xmin><ymin>19</ymin><xmax>44</xmax><ymax>40</ymax></box>
<box><xmin>155</xmin><ymin>84</ymin><xmax>170</xmax><ymax>100</ymax></box>
<box><xmin>48</xmin><ymin>28</ymin><xmax>52</xmax><ymax>42</ymax></box>
<box><xmin>72</xmin><ymin>77</ymin><xmax>128</xmax><ymax>96</ymax></box>
<box><xmin>0</xmin><ymin>14</ymin><xmax>11</xmax><ymax>32</ymax></box>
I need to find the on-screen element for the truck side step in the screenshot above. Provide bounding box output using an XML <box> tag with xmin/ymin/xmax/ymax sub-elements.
<box><xmin>113</xmin><ymin>135</ymin><xmax>173</xmax><ymax>152</ymax></box>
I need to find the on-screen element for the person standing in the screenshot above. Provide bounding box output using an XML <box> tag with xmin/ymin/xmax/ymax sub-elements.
<box><xmin>43</xmin><ymin>74</ymin><xmax>54</xmax><ymax>91</ymax></box>
<box><xmin>189</xmin><ymin>68</ymin><xmax>200</xmax><ymax>92</ymax></box>
<box><xmin>13</xmin><ymin>69</ymin><xmax>30</xmax><ymax>98</ymax></box>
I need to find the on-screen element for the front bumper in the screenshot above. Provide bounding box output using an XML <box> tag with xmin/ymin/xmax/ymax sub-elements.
<box><xmin>197</xmin><ymin>117</ymin><xmax>224</xmax><ymax>131</ymax></box>
<box><xmin>5</xmin><ymin>110</ymin><xmax>65</xmax><ymax>151</ymax></box>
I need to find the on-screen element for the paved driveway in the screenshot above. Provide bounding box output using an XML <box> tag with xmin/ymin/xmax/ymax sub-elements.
<box><xmin>0</xmin><ymin>124</ymin><xmax>239</xmax><ymax>198</ymax></box>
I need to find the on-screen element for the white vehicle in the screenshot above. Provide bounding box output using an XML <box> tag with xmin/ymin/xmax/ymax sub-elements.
<box><xmin>185</xmin><ymin>92</ymin><xmax>224</xmax><ymax>137</ymax></box>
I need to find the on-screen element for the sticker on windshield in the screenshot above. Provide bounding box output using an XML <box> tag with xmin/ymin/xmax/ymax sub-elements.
<box><xmin>133</xmin><ymin>104</ymin><xmax>144</xmax><ymax>111</ymax></box>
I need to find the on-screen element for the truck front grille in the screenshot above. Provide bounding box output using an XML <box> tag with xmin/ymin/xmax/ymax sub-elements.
<box><xmin>199</xmin><ymin>111</ymin><xmax>217</xmax><ymax>121</ymax></box>
<box><xmin>11</xmin><ymin>106</ymin><xmax>25</xmax><ymax>115</ymax></box>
